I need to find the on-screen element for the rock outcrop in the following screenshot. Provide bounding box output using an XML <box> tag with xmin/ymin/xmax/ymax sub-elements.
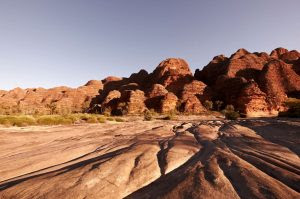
<box><xmin>0</xmin><ymin>81</ymin><xmax>103</xmax><ymax>115</ymax></box>
<box><xmin>236</xmin><ymin>80</ymin><xmax>270</xmax><ymax>117</ymax></box>
<box><xmin>94</xmin><ymin>58</ymin><xmax>209</xmax><ymax>115</ymax></box>
<box><xmin>160</xmin><ymin>92</ymin><xmax>178</xmax><ymax>113</ymax></box>
<box><xmin>150</xmin><ymin>58</ymin><xmax>193</xmax><ymax>95</ymax></box>
<box><xmin>0</xmin><ymin>47</ymin><xmax>299</xmax><ymax>117</ymax></box>
<box><xmin>195</xmin><ymin>47</ymin><xmax>300</xmax><ymax>116</ymax></box>
<box><xmin>119</xmin><ymin>90</ymin><xmax>146</xmax><ymax>114</ymax></box>
<box><xmin>1</xmin><ymin>119</ymin><xmax>299</xmax><ymax>199</ymax></box>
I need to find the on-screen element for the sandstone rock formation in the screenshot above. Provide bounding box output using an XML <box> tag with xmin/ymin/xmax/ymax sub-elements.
<box><xmin>236</xmin><ymin>80</ymin><xmax>270</xmax><ymax>117</ymax></box>
<box><xmin>160</xmin><ymin>92</ymin><xmax>178</xmax><ymax>113</ymax></box>
<box><xmin>0</xmin><ymin>81</ymin><xmax>103</xmax><ymax>115</ymax></box>
<box><xmin>195</xmin><ymin>47</ymin><xmax>300</xmax><ymax>116</ymax></box>
<box><xmin>119</xmin><ymin>90</ymin><xmax>146</xmax><ymax>114</ymax></box>
<box><xmin>259</xmin><ymin>60</ymin><xmax>300</xmax><ymax>106</ymax></box>
<box><xmin>0</xmin><ymin>118</ymin><xmax>299</xmax><ymax>198</ymax></box>
<box><xmin>149</xmin><ymin>58</ymin><xmax>194</xmax><ymax>95</ymax></box>
<box><xmin>0</xmin><ymin>47</ymin><xmax>299</xmax><ymax>117</ymax></box>
<box><xmin>93</xmin><ymin>58</ymin><xmax>209</xmax><ymax>115</ymax></box>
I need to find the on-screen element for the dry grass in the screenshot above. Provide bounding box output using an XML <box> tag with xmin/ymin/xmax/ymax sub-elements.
<box><xmin>0</xmin><ymin>114</ymin><xmax>111</xmax><ymax>127</ymax></box>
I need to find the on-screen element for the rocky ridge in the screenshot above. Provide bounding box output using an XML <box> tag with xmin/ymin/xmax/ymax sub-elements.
<box><xmin>0</xmin><ymin>47</ymin><xmax>299</xmax><ymax>117</ymax></box>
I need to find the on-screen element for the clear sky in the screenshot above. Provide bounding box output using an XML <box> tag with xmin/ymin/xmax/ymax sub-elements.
<box><xmin>0</xmin><ymin>0</ymin><xmax>299</xmax><ymax>90</ymax></box>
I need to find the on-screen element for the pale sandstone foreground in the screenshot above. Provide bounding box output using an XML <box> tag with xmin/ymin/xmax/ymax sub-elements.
<box><xmin>0</xmin><ymin>117</ymin><xmax>299</xmax><ymax>199</ymax></box>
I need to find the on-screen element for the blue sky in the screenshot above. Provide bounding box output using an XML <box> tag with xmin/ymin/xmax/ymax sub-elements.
<box><xmin>0</xmin><ymin>0</ymin><xmax>299</xmax><ymax>90</ymax></box>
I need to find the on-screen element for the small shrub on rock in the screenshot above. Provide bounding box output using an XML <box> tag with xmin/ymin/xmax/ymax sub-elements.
<box><xmin>225</xmin><ymin>111</ymin><xmax>240</xmax><ymax>120</ymax></box>
<box><xmin>215</xmin><ymin>100</ymin><xmax>223</xmax><ymax>111</ymax></box>
<box><xmin>204</xmin><ymin>100</ymin><xmax>213</xmax><ymax>110</ymax></box>
<box><xmin>223</xmin><ymin>105</ymin><xmax>240</xmax><ymax>120</ymax></box>
<box><xmin>279</xmin><ymin>98</ymin><xmax>300</xmax><ymax>118</ymax></box>
<box><xmin>144</xmin><ymin>110</ymin><xmax>153</xmax><ymax>121</ymax></box>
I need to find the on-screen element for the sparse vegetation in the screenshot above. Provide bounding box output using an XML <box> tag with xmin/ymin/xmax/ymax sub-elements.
<box><xmin>215</xmin><ymin>100</ymin><xmax>223</xmax><ymax>111</ymax></box>
<box><xmin>144</xmin><ymin>110</ymin><xmax>153</xmax><ymax>121</ymax></box>
<box><xmin>223</xmin><ymin>105</ymin><xmax>240</xmax><ymax>120</ymax></box>
<box><xmin>225</xmin><ymin>111</ymin><xmax>240</xmax><ymax>120</ymax></box>
<box><xmin>86</xmin><ymin>116</ymin><xmax>99</xmax><ymax>123</ymax></box>
<box><xmin>0</xmin><ymin>114</ymin><xmax>113</xmax><ymax>127</ymax></box>
<box><xmin>163</xmin><ymin>111</ymin><xmax>177</xmax><ymax>120</ymax></box>
<box><xmin>279</xmin><ymin>98</ymin><xmax>300</xmax><ymax>118</ymax></box>
<box><xmin>97</xmin><ymin>116</ymin><xmax>106</xmax><ymax>123</ymax></box>
<box><xmin>204</xmin><ymin>100</ymin><xmax>213</xmax><ymax>110</ymax></box>
<box><xmin>0</xmin><ymin>115</ymin><xmax>36</xmax><ymax>127</ymax></box>
<box><xmin>115</xmin><ymin>117</ymin><xmax>125</xmax><ymax>122</ymax></box>
<box><xmin>107</xmin><ymin>117</ymin><xmax>114</xmax><ymax>121</ymax></box>
<box><xmin>37</xmin><ymin>115</ymin><xmax>73</xmax><ymax>125</ymax></box>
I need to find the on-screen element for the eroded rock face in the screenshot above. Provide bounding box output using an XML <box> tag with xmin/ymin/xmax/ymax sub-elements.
<box><xmin>194</xmin><ymin>55</ymin><xmax>229</xmax><ymax>86</ymax></box>
<box><xmin>236</xmin><ymin>81</ymin><xmax>270</xmax><ymax>117</ymax></box>
<box><xmin>1</xmin><ymin>119</ymin><xmax>299</xmax><ymax>199</ymax></box>
<box><xmin>160</xmin><ymin>92</ymin><xmax>178</xmax><ymax>113</ymax></box>
<box><xmin>259</xmin><ymin>60</ymin><xmax>300</xmax><ymax>106</ymax></box>
<box><xmin>195</xmin><ymin>47</ymin><xmax>300</xmax><ymax>116</ymax></box>
<box><xmin>0</xmin><ymin>82</ymin><xmax>103</xmax><ymax>115</ymax></box>
<box><xmin>270</xmin><ymin>47</ymin><xmax>289</xmax><ymax>59</ymax></box>
<box><xmin>181</xmin><ymin>95</ymin><xmax>204</xmax><ymax>114</ymax></box>
<box><xmin>150</xmin><ymin>58</ymin><xmax>193</xmax><ymax>95</ymax></box>
<box><xmin>119</xmin><ymin>90</ymin><xmax>146</xmax><ymax>114</ymax></box>
<box><xmin>179</xmin><ymin>80</ymin><xmax>209</xmax><ymax>113</ymax></box>
<box><xmin>146</xmin><ymin>84</ymin><xmax>168</xmax><ymax>98</ymax></box>
<box><xmin>102</xmin><ymin>90</ymin><xmax>121</xmax><ymax>106</ymax></box>
<box><xmin>96</xmin><ymin>58</ymin><xmax>209</xmax><ymax>115</ymax></box>
<box><xmin>1</xmin><ymin>47</ymin><xmax>299</xmax><ymax>117</ymax></box>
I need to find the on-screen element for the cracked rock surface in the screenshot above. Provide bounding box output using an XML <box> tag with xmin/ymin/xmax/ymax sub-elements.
<box><xmin>0</xmin><ymin>118</ymin><xmax>299</xmax><ymax>199</ymax></box>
